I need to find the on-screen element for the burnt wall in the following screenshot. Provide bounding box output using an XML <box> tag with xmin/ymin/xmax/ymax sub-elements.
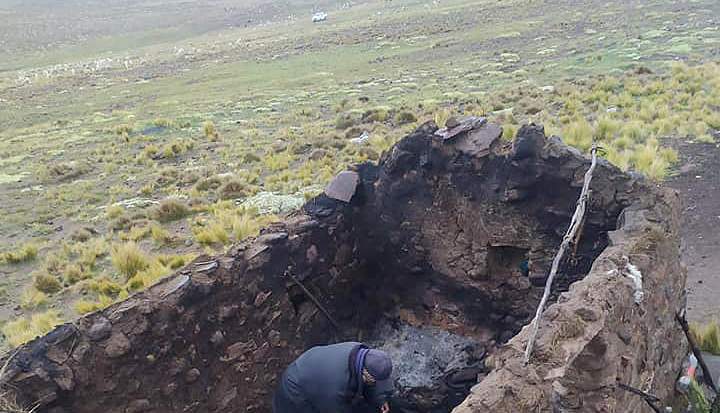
<box><xmin>1</xmin><ymin>121</ymin><xmax>685</xmax><ymax>413</ymax></box>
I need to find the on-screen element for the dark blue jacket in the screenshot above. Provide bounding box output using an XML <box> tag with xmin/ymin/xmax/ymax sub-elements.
<box><xmin>273</xmin><ymin>342</ymin><xmax>390</xmax><ymax>413</ymax></box>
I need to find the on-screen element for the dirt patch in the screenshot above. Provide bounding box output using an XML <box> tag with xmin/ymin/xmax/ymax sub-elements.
<box><xmin>667</xmin><ymin>140</ymin><xmax>720</xmax><ymax>323</ymax></box>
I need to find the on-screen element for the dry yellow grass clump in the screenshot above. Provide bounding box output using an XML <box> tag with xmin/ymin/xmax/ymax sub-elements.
<box><xmin>2</xmin><ymin>311</ymin><xmax>62</xmax><ymax>348</ymax></box>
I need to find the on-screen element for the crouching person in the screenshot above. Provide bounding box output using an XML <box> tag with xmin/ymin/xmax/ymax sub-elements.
<box><xmin>273</xmin><ymin>342</ymin><xmax>394</xmax><ymax>413</ymax></box>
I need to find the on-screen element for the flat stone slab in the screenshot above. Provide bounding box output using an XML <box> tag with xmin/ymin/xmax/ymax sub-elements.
<box><xmin>325</xmin><ymin>171</ymin><xmax>359</xmax><ymax>203</ymax></box>
<box><xmin>454</xmin><ymin>123</ymin><xmax>503</xmax><ymax>157</ymax></box>
<box><xmin>434</xmin><ymin>116</ymin><xmax>487</xmax><ymax>141</ymax></box>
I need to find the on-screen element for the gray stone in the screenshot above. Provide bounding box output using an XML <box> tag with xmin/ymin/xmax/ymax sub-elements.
<box><xmin>454</xmin><ymin>122</ymin><xmax>502</xmax><ymax>157</ymax></box>
<box><xmin>88</xmin><ymin>318</ymin><xmax>112</xmax><ymax>342</ymax></box>
<box><xmin>185</xmin><ymin>368</ymin><xmax>201</xmax><ymax>384</ymax></box>
<box><xmin>125</xmin><ymin>399</ymin><xmax>150</xmax><ymax>413</ymax></box>
<box><xmin>256</xmin><ymin>232</ymin><xmax>288</xmax><ymax>245</ymax></box>
<box><xmin>325</xmin><ymin>171</ymin><xmax>359</xmax><ymax>203</ymax></box>
<box><xmin>104</xmin><ymin>332</ymin><xmax>131</xmax><ymax>358</ymax></box>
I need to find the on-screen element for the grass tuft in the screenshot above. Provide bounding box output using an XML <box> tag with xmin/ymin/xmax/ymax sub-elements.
<box><xmin>691</xmin><ymin>321</ymin><xmax>720</xmax><ymax>355</ymax></box>
<box><xmin>562</xmin><ymin>119</ymin><xmax>593</xmax><ymax>152</ymax></box>
<box><xmin>2</xmin><ymin>310</ymin><xmax>62</xmax><ymax>348</ymax></box>
<box><xmin>203</xmin><ymin>120</ymin><xmax>219</xmax><ymax>141</ymax></box>
<box><xmin>20</xmin><ymin>288</ymin><xmax>48</xmax><ymax>310</ymax></box>
<box><xmin>151</xmin><ymin>198</ymin><xmax>190</xmax><ymax>222</ymax></box>
<box><xmin>33</xmin><ymin>272</ymin><xmax>62</xmax><ymax>294</ymax></box>
<box><xmin>74</xmin><ymin>294</ymin><xmax>114</xmax><ymax>315</ymax></box>
<box><xmin>1</xmin><ymin>243</ymin><xmax>38</xmax><ymax>265</ymax></box>
<box><xmin>111</xmin><ymin>242</ymin><xmax>150</xmax><ymax>278</ymax></box>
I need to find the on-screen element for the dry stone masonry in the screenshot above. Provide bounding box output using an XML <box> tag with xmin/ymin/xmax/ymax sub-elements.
<box><xmin>1</xmin><ymin>120</ymin><xmax>686</xmax><ymax>413</ymax></box>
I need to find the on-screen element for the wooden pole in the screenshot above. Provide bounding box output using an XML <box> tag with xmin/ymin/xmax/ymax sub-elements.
<box><xmin>524</xmin><ymin>145</ymin><xmax>598</xmax><ymax>364</ymax></box>
<box><xmin>676</xmin><ymin>310</ymin><xmax>718</xmax><ymax>394</ymax></box>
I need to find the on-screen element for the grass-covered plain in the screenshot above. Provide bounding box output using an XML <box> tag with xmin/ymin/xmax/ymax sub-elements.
<box><xmin>1</xmin><ymin>0</ymin><xmax>720</xmax><ymax>349</ymax></box>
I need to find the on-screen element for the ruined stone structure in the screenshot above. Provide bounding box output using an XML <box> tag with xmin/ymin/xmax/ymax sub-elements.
<box><xmin>2</xmin><ymin>121</ymin><xmax>685</xmax><ymax>413</ymax></box>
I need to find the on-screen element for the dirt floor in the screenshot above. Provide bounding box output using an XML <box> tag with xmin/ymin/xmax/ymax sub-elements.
<box><xmin>668</xmin><ymin>140</ymin><xmax>720</xmax><ymax>323</ymax></box>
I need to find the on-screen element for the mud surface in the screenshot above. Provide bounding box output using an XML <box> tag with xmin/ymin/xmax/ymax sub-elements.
<box><xmin>667</xmin><ymin>141</ymin><xmax>720</xmax><ymax>323</ymax></box>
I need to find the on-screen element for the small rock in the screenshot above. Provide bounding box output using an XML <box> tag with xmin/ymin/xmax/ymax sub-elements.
<box><xmin>162</xmin><ymin>382</ymin><xmax>178</xmax><ymax>396</ymax></box>
<box><xmin>256</xmin><ymin>232</ymin><xmax>288</xmax><ymax>245</ymax></box>
<box><xmin>445</xmin><ymin>117</ymin><xmax>460</xmax><ymax>129</ymax></box>
<box><xmin>210</xmin><ymin>330</ymin><xmax>225</xmax><ymax>346</ymax></box>
<box><xmin>125</xmin><ymin>399</ymin><xmax>150</xmax><ymax>413</ymax></box>
<box><xmin>269</xmin><ymin>330</ymin><xmax>281</xmax><ymax>347</ymax></box>
<box><xmin>185</xmin><ymin>368</ymin><xmax>201</xmax><ymax>384</ymax></box>
<box><xmin>87</xmin><ymin>317</ymin><xmax>112</xmax><ymax>341</ymax></box>
<box><xmin>306</xmin><ymin>245</ymin><xmax>319</xmax><ymax>265</ymax></box>
<box><xmin>104</xmin><ymin>332</ymin><xmax>131</xmax><ymax>358</ymax></box>
<box><xmin>254</xmin><ymin>291</ymin><xmax>272</xmax><ymax>307</ymax></box>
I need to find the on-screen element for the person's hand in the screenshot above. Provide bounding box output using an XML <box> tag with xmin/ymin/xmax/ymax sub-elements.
<box><xmin>380</xmin><ymin>402</ymin><xmax>390</xmax><ymax>413</ymax></box>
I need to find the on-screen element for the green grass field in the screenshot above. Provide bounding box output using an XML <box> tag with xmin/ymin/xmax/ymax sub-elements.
<box><xmin>1</xmin><ymin>0</ymin><xmax>720</xmax><ymax>350</ymax></box>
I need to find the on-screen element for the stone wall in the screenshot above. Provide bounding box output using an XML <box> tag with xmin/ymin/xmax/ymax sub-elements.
<box><xmin>1</xmin><ymin>120</ymin><xmax>686</xmax><ymax>413</ymax></box>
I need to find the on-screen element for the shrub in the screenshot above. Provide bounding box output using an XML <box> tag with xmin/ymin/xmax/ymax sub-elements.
<box><xmin>33</xmin><ymin>272</ymin><xmax>63</xmax><ymax>294</ymax></box>
<box><xmin>595</xmin><ymin>117</ymin><xmax>619</xmax><ymax>141</ymax></box>
<box><xmin>126</xmin><ymin>260</ymin><xmax>172</xmax><ymax>291</ymax></box>
<box><xmin>434</xmin><ymin>109</ymin><xmax>451</xmax><ymax>128</ymax></box>
<box><xmin>158</xmin><ymin>254</ymin><xmax>192</xmax><ymax>270</ymax></box>
<box><xmin>230</xmin><ymin>212</ymin><xmax>263</xmax><ymax>241</ymax></box>
<box><xmin>688</xmin><ymin>379</ymin><xmax>711</xmax><ymax>413</ymax></box>
<box><xmin>20</xmin><ymin>288</ymin><xmax>48</xmax><ymax>310</ymax></box>
<box><xmin>40</xmin><ymin>161</ymin><xmax>89</xmax><ymax>182</ymax></box>
<box><xmin>696</xmin><ymin>134</ymin><xmax>716</xmax><ymax>144</ymax></box>
<box><xmin>142</xmin><ymin>144</ymin><xmax>160</xmax><ymax>159</ymax></box>
<box><xmin>362</xmin><ymin>107</ymin><xmax>390</xmax><ymax>123</ymax></box>
<box><xmin>620</xmin><ymin>121</ymin><xmax>646</xmax><ymax>142</ymax></box>
<box><xmin>203</xmin><ymin>121</ymin><xmax>219</xmax><ymax>141</ymax></box>
<box><xmin>153</xmin><ymin>118</ymin><xmax>174</xmax><ymax>128</ymax></box>
<box><xmin>631</xmin><ymin>140</ymin><xmax>673</xmax><ymax>180</ymax></box>
<box><xmin>195</xmin><ymin>176</ymin><xmax>224</xmax><ymax>192</ymax></box>
<box><xmin>562</xmin><ymin>120</ymin><xmax>593</xmax><ymax>152</ymax></box>
<box><xmin>150</xmin><ymin>224</ymin><xmax>171</xmax><ymax>244</ymax></box>
<box><xmin>106</xmin><ymin>204</ymin><xmax>124</xmax><ymax>219</ymax></box>
<box><xmin>692</xmin><ymin>321</ymin><xmax>720</xmax><ymax>355</ymax></box>
<box><xmin>86</xmin><ymin>277</ymin><xmax>123</xmax><ymax>296</ymax></box>
<box><xmin>263</xmin><ymin>152</ymin><xmax>294</xmax><ymax>172</ymax></box>
<box><xmin>151</xmin><ymin>198</ymin><xmax>190</xmax><ymax>222</ymax></box>
<box><xmin>194</xmin><ymin>222</ymin><xmax>230</xmax><ymax>246</ymax></box>
<box><xmin>74</xmin><ymin>294</ymin><xmax>114</xmax><ymax>315</ymax></box>
<box><xmin>502</xmin><ymin>125</ymin><xmax>518</xmax><ymax>141</ymax></box>
<box><xmin>114</xmin><ymin>124</ymin><xmax>133</xmax><ymax>136</ymax></box>
<box><xmin>78</xmin><ymin>238</ymin><xmax>108</xmax><ymax>269</ymax></box>
<box><xmin>395</xmin><ymin>111</ymin><xmax>418</xmax><ymax>125</ymax></box>
<box><xmin>120</xmin><ymin>224</ymin><xmax>150</xmax><ymax>242</ymax></box>
<box><xmin>604</xmin><ymin>146</ymin><xmax>631</xmax><ymax>171</ymax></box>
<box><xmin>111</xmin><ymin>242</ymin><xmax>150</xmax><ymax>278</ymax></box>
<box><xmin>1</xmin><ymin>243</ymin><xmax>38</xmax><ymax>265</ymax></box>
<box><xmin>2</xmin><ymin>310</ymin><xmax>62</xmax><ymax>347</ymax></box>
<box><xmin>219</xmin><ymin>179</ymin><xmax>248</xmax><ymax>200</ymax></box>
<box><xmin>63</xmin><ymin>264</ymin><xmax>92</xmax><ymax>285</ymax></box>
<box><xmin>70</xmin><ymin>228</ymin><xmax>93</xmax><ymax>242</ymax></box>
<box><xmin>161</xmin><ymin>140</ymin><xmax>192</xmax><ymax>158</ymax></box>
<box><xmin>335</xmin><ymin>114</ymin><xmax>358</xmax><ymax>130</ymax></box>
